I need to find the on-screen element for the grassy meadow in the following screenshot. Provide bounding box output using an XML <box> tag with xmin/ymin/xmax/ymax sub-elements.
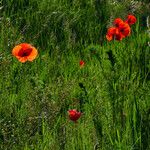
<box><xmin>0</xmin><ymin>0</ymin><xmax>150</xmax><ymax>150</ymax></box>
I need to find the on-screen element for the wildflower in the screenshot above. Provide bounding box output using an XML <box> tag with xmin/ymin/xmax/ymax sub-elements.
<box><xmin>106</xmin><ymin>15</ymin><xmax>136</xmax><ymax>41</ymax></box>
<box><xmin>106</xmin><ymin>27</ymin><xmax>116</xmax><ymax>41</ymax></box>
<box><xmin>115</xmin><ymin>32</ymin><xmax>124</xmax><ymax>41</ymax></box>
<box><xmin>125</xmin><ymin>14</ymin><xmax>136</xmax><ymax>26</ymax></box>
<box><xmin>118</xmin><ymin>22</ymin><xmax>131</xmax><ymax>37</ymax></box>
<box><xmin>106</xmin><ymin>27</ymin><xmax>123</xmax><ymax>41</ymax></box>
<box><xmin>114</xmin><ymin>18</ymin><xmax>124</xmax><ymax>27</ymax></box>
<box><xmin>79</xmin><ymin>60</ymin><xmax>85</xmax><ymax>67</ymax></box>
<box><xmin>68</xmin><ymin>109</ymin><xmax>81</xmax><ymax>122</ymax></box>
<box><xmin>12</xmin><ymin>43</ymin><xmax>38</xmax><ymax>63</ymax></box>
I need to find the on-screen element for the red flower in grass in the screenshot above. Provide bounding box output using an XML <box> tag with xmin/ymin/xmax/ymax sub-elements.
<box><xmin>114</xmin><ymin>18</ymin><xmax>124</xmax><ymax>27</ymax></box>
<box><xmin>12</xmin><ymin>43</ymin><xmax>38</xmax><ymax>63</ymax></box>
<box><xmin>106</xmin><ymin>22</ymin><xmax>131</xmax><ymax>41</ymax></box>
<box><xmin>106</xmin><ymin>27</ymin><xmax>123</xmax><ymax>41</ymax></box>
<box><xmin>106</xmin><ymin>15</ymin><xmax>134</xmax><ymax>41</ymax></box>
<box><xmin>106</xmin><ymin>27</ymin><xmax>116</xmax><ymax>41</ymax></box>
<box><xmin>125</xmin><ymin>14</ymin><xmax>136</xmax><ymax>26</ymax></box>
<box><xmin>79</xmin><ymin>60</ymin><xmax>85</xmax><ymax>67</ymax></box>
<box><xmin>68</xmin><ymin>109</ymin><xmax>81</xmax><ymax>122</ymax></box>
<box><xmin>118</xmin><ymin>22</ymin><xmax>131</xmax><ymax>37</ymax></box>
<box><xmin>115</xmin><ymin>32</ymin><xmax>124</xmax><ymax>41</ymax></box>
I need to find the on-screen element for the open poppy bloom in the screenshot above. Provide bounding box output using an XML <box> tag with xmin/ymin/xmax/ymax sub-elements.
<box><xmin>68</xmin><ymin>109</ymin><xmax>81</xmax><ymax>122</ymax></box>
<box><xmin>125</xmin><ymin>14</ymin><xmax>136</xmax><ymax>26</ymax></box>
<box><xmin>12</xmin><ymin>43</ymin><xmax>38</xmax><ymax>63</ymax></box>
<box><xmin>114</xmin><ymin>18</ymin><xmax>124</xmax><ymax>27</ymax></box>
<box><xmin>79</xmin><ymin>60</ymin><xmax>85</xmax><ymax>67</ymax></box>
<box><xmin>117</xmin><ymin>22</ymin><xmax>131</xmax><ymax>37</ymax></box>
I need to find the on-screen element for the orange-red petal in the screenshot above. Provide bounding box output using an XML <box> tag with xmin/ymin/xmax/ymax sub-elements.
<box><xmin>118</xmin><ymin>22</ymin><xmax>131</xmax><ymax>37</ymax></box>
<box><xmin>106</xmin><ymin>34</ymin><xmax>113</xmax><ymax>41</ymax></box>
<box><xmin>106</xmin><ymin>27</ymin><xmax>116</xmax><ymax>41</ymax></box>
<box><xmin>68</xmin><ymin>109</ymin><xmax>81</xmax><ymax>122</ymax></box>
<box><xmin>19</xmin><ymin>43</ymin><xmax>32</xmax><ymax>50</ymax></box>
<box><xmin>125</xmin><ymin>14</ymin><xmax>136</xmax><ymax>26</ymax></box>
<box><xmin>27</xmin><ymin>47</ymin><xmax>38</xmax><ymax>61</ymax></box>
<box><xmin>107</xmin><ymin>27</ymin><xmax>116</xmax><ymax>34</ymax></box>
<box><xmin>18</xmin><ymin>57</ymin><xmax>28</xmax><ymax>63</ymax></box>
<box><xmin>114</xmin><ymin>18</ymin><xmax>124</xmax><ymax>27</ymax></box>
<box><xmin>12</xmin><ymin>45</ymin><xmax>22</xmax><ymax>57</ymax></box>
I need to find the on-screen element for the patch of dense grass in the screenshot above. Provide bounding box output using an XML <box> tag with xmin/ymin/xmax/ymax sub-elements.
<box><xmin>0</xmin><ymin>0</ymin><xmax>150</xmax><ymax>150</ymax></box>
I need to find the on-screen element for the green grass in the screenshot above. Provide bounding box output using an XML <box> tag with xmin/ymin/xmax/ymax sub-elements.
<box><xmin>0</xmin><ymin>0</ymin><xmax>150</xmax><ymax>150</ymax></box>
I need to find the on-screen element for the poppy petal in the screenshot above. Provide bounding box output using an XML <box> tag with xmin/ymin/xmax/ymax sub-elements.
<box><xmin>18</xmin><ymin>57</ymin><xmax>28</xmax><ymax>63</ymax></box>
<box><xmin>125</xmin><ymin>14</ymin><xmax>136</xmax><ymax>26</ymax></box>
<box><xmin>106</xmin><ymin>27</ymin><xmax>116</xmax><ymax>41</ymax></box>
<box><xmin>12</xmin><ymin>45</ymin><xmax>22</xmax><ymax>57</ymax></box>
<box><xmin>27</xmin><ymin>47</ymin><xmax>38</xmax><ymax>61</ymax></box>
<box><xmin>20</xmin><ymin>43</ymin><xmax>32</xmax><ymax>50</ymax></box>
<box><xmin>114</xmin><ymin>18</ymin><xmax>124</xmax><ymax>27</ymax></box>
<box><xmin>118</xmin><ymin>22</ymin><xmax>131</xmax><ymax>37</ymax></box>
<box><xmin>68</xmin><ymin>109</ymin><xmax>81</xmax><ymax>122</ymax></box>
<box><xmin>106</xmin><ymin>34</ymin><xmax>113</xmax><ymax>41</ymax></box>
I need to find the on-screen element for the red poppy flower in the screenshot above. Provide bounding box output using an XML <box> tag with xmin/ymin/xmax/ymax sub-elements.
<box><xmin>68</xmin><ymin>109</ymin><xmax>81</xmax><ymax>122</ymax></box>
<box><xmin>115</xmin><ymin>32</ymin><xmax>124</xmax><ymax>41</ymax></box>
<box><xmin>106</xmin><ymin>27</ymin><xmax>123</xmax><ymax>41</ymax></box>
<box><xmin>79</xmin><ymin>60</ymin><xmax>85</xmax><ymax>67</ymax></box>
<box><xmin>106</xmin><ymin>27</ymin><xmax>116</xmax><ymax>41</ymax></box>
<box><xmin>12</xmin><ymin>43</ymin><xmax>38</xmax><ymax>63</ymax></box>
<box><xmin>114</xmin><ymin>18</ymin><xmax>124</xmax><ymax>27</ymax></box>
<box><xmin>125</xmin><ymin>14</ymin><xmax>136</xmax><ymax>26</ymax></box>
<box><xmin>118</xmin><ymin>22</ymin><xmax>131</xmax><ymax>37</ymax></box>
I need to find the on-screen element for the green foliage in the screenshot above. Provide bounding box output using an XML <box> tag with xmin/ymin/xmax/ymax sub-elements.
<box><xmin>0</xmin><ymin>0</ymin><xmax>150</xmax><ymax>150</ymax></box>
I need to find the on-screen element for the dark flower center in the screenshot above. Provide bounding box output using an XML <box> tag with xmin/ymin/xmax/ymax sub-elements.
<box><xmin>18</xmin><ymin>48</ymin><xmax>32</xmax><ymax>57</ymax></box>
<box><xmin>119</xmin><ymin>28</ymin><xmax>124</xmax><ymax>32</ymax></box>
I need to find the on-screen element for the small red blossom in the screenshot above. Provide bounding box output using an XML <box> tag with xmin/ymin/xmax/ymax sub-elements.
<box><xmin>79</xmin><ymin>60</ymin><xmax>85</xmax><ymax>67</ymax></box>
<box><xmin>125</xmin><ymin>14</ymin><xmax>136</xmax><ymax>26</ymax></box>
<box><xmin>68</xmin><ymin>109</ymin><xmax>81</xmax><ymax>122</ymax></box>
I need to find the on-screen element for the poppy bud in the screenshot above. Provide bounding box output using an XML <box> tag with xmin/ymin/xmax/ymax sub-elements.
<box><xmin>125</xmin><ymin>14</ymin><xmax>136</xmax><ymax>26</ymax></box>
<box><xmin>68</xmin><ymin>109</ymin><xmax>81</xmax><ymax>122</ymax></box>
<box><xmin>79</xmin><ymin>60</ymin><xmax>85</xmax><ymax>67</ymax></box>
